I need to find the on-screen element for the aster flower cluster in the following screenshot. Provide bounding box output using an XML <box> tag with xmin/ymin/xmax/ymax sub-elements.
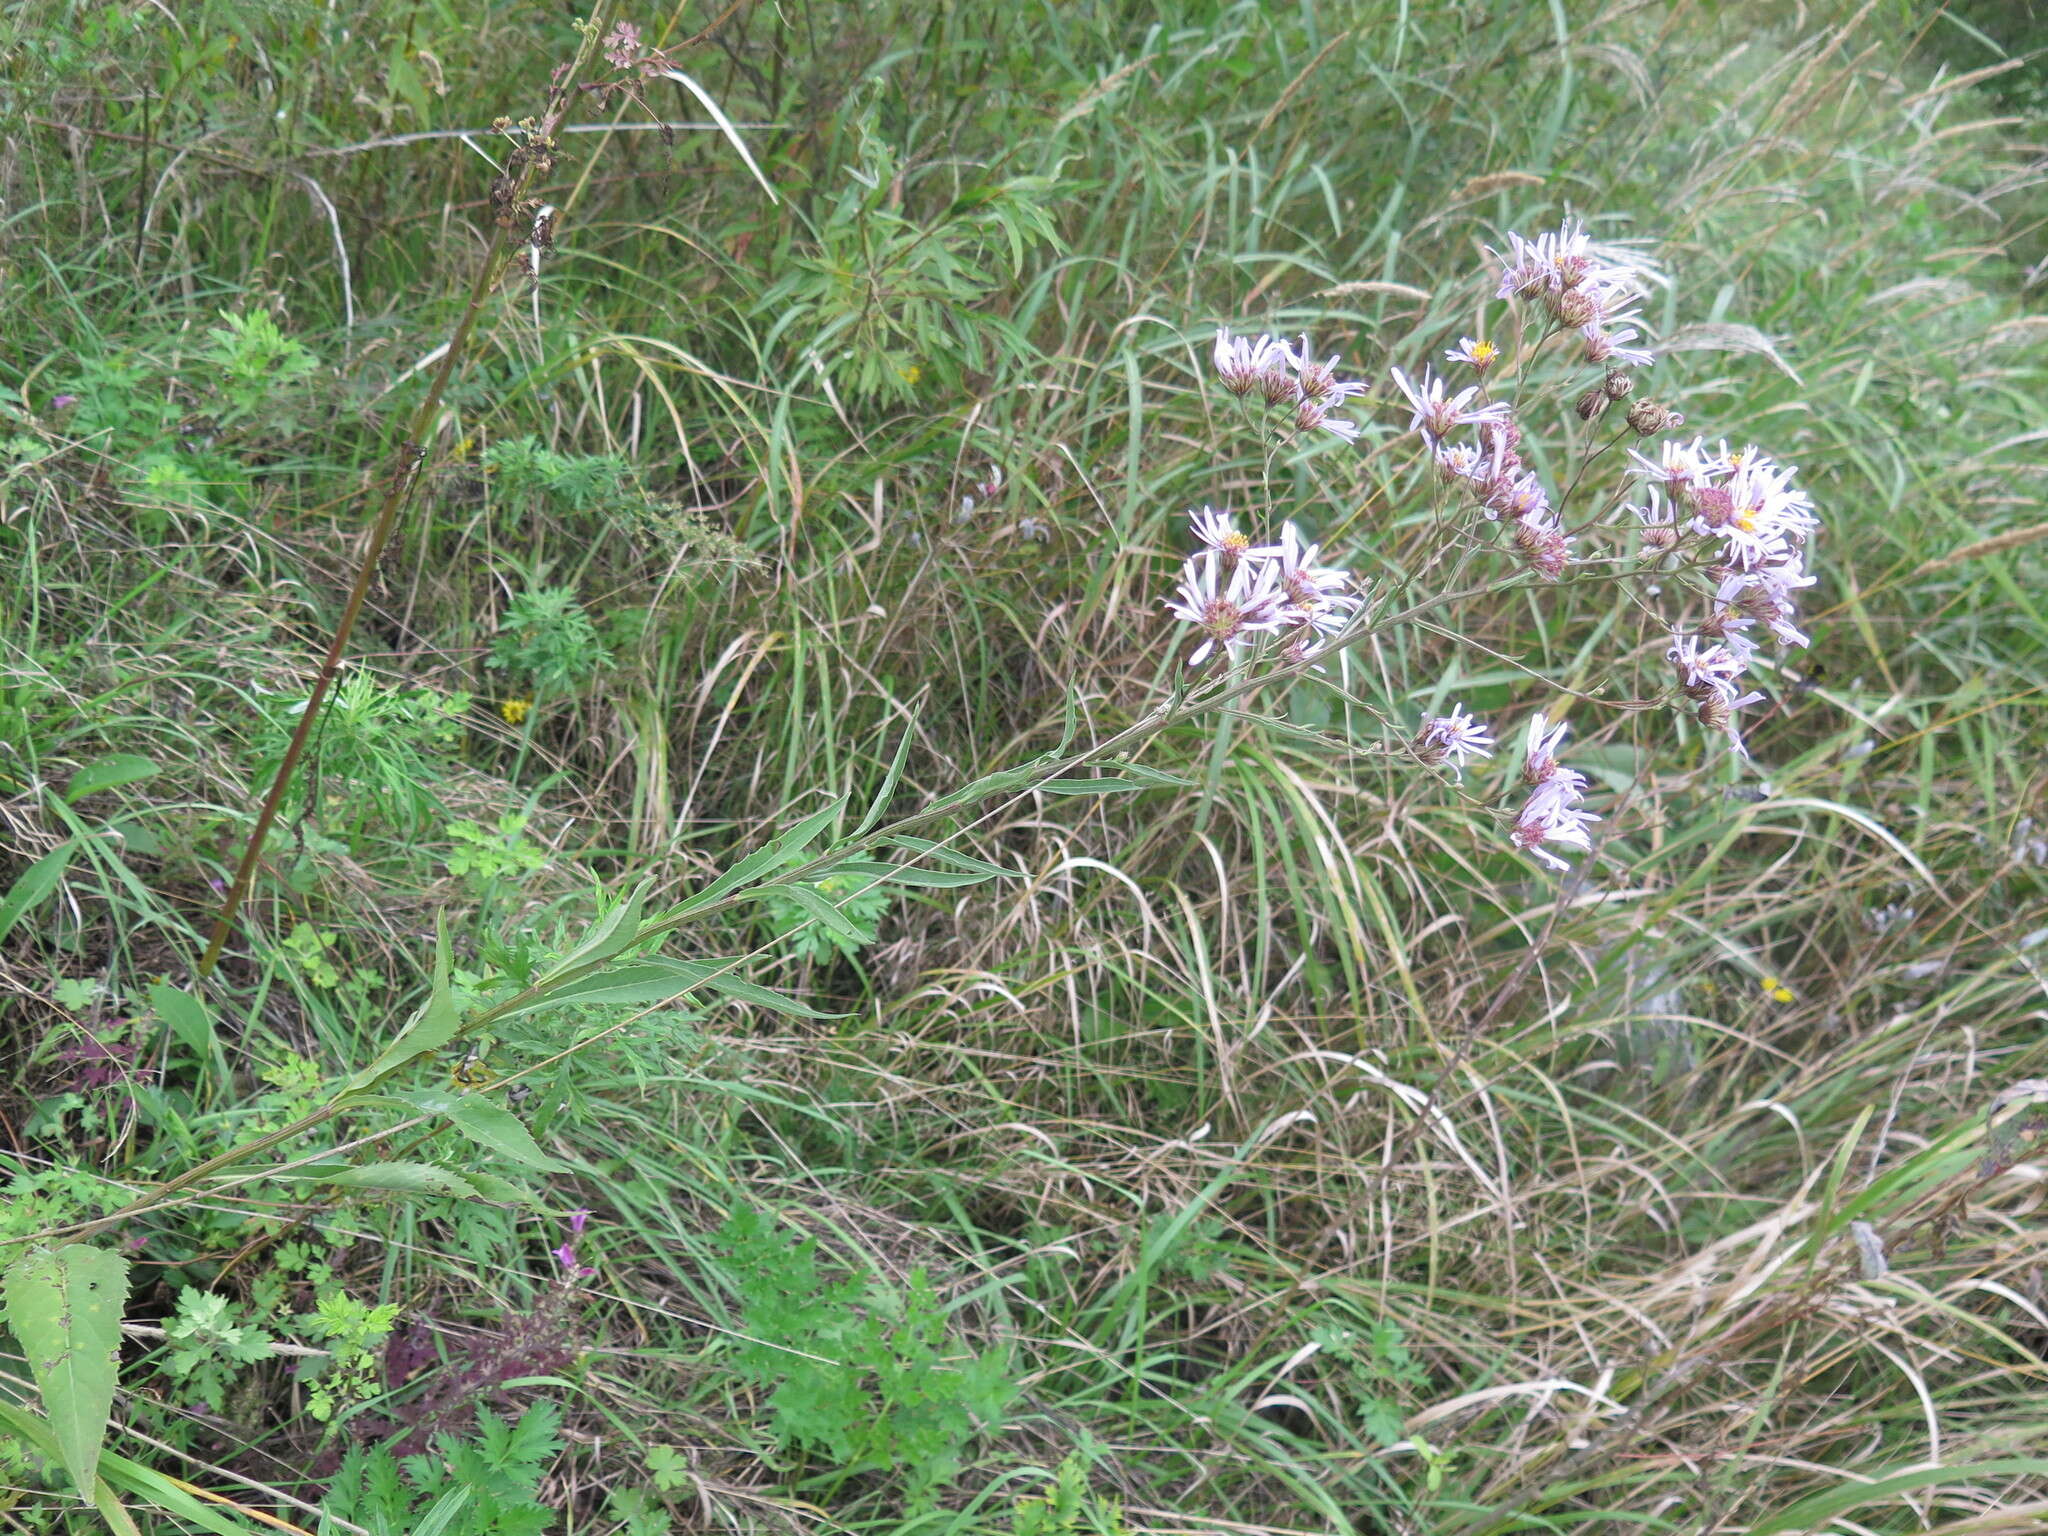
<box><xmin>1509</xmin><ymin>716</ymin><xmax>1601</xmax><ymax>872</ymax></box>
<box><xmin>1176</xmin><ymin>216</ymin><xmax>1821</xmax><ymax>878</ymax></box>
<box><xmin>1489</xmin><ymin>215</ymin><xmax>1659</xmax><ymax>374</ymax></box>
<box><xmin>1399</xmin><ymin>371</ymin><xmax>1573</xmax><ymax>582</ymax></box>
<box><xmin>1213</xmin><ymin>330</ymin><xmax>1368</xmax><ymax>442</ymax></box>
<box><xmin>1410</xmin><ymin>705</ymin><xmax>1600</xmax><ymax>872</ymax></box>
<box><xmin>1163</xmin><ymin>508</ymin><xmax>1361</xmax><ymax>667</ymax></box>
<box><xmin>1631</xmin><ymin>437</ymin><xmax>1819</xmax><ymax>754</ymax></box>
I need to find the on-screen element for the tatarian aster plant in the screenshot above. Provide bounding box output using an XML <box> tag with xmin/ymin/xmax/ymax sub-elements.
<box><xmin>1172</xmin><ymin>214</ymin><xmax>1823</xmax><ymax>878</ymax></box>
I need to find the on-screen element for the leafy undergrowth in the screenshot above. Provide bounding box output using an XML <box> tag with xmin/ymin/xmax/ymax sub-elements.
<box><xmin>2</xmin><ymin>1</ymin><xmax>2047</xmax><ymax>1534</ymax></box>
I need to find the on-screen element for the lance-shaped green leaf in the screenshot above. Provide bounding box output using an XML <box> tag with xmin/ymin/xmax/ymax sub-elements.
<box><xmin>0</xmin><ymin>1402</ymin><xmax>260</xmax><ymax>1535</ymax></box>
<box><xmin>767</xmin><ymin>882</ymin><xmax>877</xmax><ymax>946</ymax></box>
<box><xmin>540</xmin><ymin>880</ymin><xmax>650</xmax><ymax>981</ymax></box>
<box><xmin>344</xmin><ymin>921</ymin><xmax>461</xmax><ymax>1094</ymax></box>
<box><xmin>148</xmin><ymin>980</ymin><xmax>219</xmax><ymax>1065</ymax></box>
<box><xmin>3</xmin><ymin>1243</ymin><xmax>129</xmax><ymax>1496</ymax></box>
<box><xmin>296</xmin><ymin>1162</ymin><xmax>483</xmax><ymax>1199</ymax></box>
<box><xmin>62</xmin><ymin>753</ymin><xmax>159</xmax><ymax>804</ymax></box>
<box><xmin>822</xmin><ymin>856</ymin><xmax>1002</xmax><ymax>891</ymax></box>
<box><xmin>853</xmin><ymin>718</ymin><xmax>918</xmax><ymax>838</ymax></box>
<box><xmin>1037</xmin><ymin>776</ymin><xmax>1153</xmax><ymax>796</ymax></box>
<box><xmin>496</xmin><ymin>955</ymin><xmax>841</xmax><ymax>1021</ymax></box>
<box><xmin>883</xmin><ymin>836</ymin><xmax>1024</xmax><ymax>879</ymax></box>
<box><xmin>669</xmin><ymin>797</ymin><xmax>847</xmax><ymax>919</ymax></box>
<box><xmin>0</xmin><ymin>841</ymin><xmax>75</xmax><ymax>945</ymax></box>
<box><xmin>387</xmin><ymin>1089</ymin><xmax>570</xmax><ymax>1173</ymax></box>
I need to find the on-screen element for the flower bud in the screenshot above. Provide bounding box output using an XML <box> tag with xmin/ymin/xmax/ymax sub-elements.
<box><xmin>1259</xmin><ymin>367</ymin><xmax>1302</xmax><ymax>407</ymax></box>
<box><xmin>1576</xmin><ymin>387</ymin><xmax>1609</xmax><ymax>421</ymax></box>
<box><xmin>1554</xmin><ymin>290</ymin><xmax>1598</xmax><ymax>328</ymax></box>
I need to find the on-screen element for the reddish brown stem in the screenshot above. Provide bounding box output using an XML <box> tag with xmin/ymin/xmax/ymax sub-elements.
<box><xmin>196</xmin><ymin>33</ymin><xmax>606</xmax><ymax>978</ymax></box>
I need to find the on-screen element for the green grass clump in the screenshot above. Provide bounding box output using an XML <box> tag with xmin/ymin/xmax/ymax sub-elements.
<box><xmin>2</xmin><ymin>1</ymin><xmax>2047</xmax><ymax>1533</ymax></box>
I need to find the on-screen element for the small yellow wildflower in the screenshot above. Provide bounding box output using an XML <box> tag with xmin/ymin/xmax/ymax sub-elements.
<box><xmin>1759</xmin><ymin>974</ymin><xmax>1796</xmax><ymax>1005</ymax></box>
<box><xmin>898</xmin><ymin>362</ymin><xmax>923</xmax><ymax>385</ymax></box>
<box><xmin>500</xmin><ymin>698</ymin><xmax>532</xmax><ymax>726</ymax></box>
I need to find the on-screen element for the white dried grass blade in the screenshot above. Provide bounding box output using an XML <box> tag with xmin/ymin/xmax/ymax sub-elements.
<box><xmin>658</xmin><ymin>70</ymin><xmax>779</xmax><ymax>205</ymax></box>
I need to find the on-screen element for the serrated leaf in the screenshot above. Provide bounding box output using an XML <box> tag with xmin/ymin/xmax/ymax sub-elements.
<box><xmin>392</xmin><ymin>1089</ymin><xmax>569</xmax><ymax>1173</ymax></box>
<box><xmin>0</xmin><ymin>841</ymin><xmax>75</xmax><ymax>945</ymax></box>
<box><xmin>345</xmin><ymin>921</ymin><xmax>461</xmax><ymax>1093</ymax></box>
<box><xmin>313</xmin><ymin>1162</ymin><xmax>482</xmax><ymax>1199</ymax></box>
<box><xmin>3</xmin><ymin>1243</ymin><xmax>129</xmax><ymax>1496</ymax></box>
<box><xmin>61</xmin><ymin>753</ymin><xmax>159</xmax><ymax>804</ymax></box>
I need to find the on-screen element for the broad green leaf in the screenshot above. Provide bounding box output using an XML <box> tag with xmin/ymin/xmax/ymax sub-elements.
<box><xmin>62</xmin><ymin>753</ymin><xmax>158</xmax><ymax>804</ymax></box>
<box><xmin>147</xmin><ymin>981</ymin><xmax>217</xmax><ymax>1062</ymax></box>
<box><xmin>308</xmin><ymin>1162</ymin><xmax>482</xmax><ymax>1199</ymax></box>
<box><xmin>391</xmin><ymin>1089</ymin><xmax>569</xmax><ymax>1173</ymax></box>
<box><xmin>0</xmin><ymin>841</ymin><xmax>75</xmax><ymax>945</ymax></box>
<box><xmin>3</xmin><ymin>1243</ymin><xmax>129</xmax><ymax>1496</ymax></box>
<box><xmin>344</xmin><ymin>921</ymin><xmax>460</xmax><ymax>1093</ymax></box>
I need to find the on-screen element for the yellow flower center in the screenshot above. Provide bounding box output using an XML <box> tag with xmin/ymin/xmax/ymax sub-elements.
<box><xmin>1472</xmin><ymin>340</ymin><xmax>1498</xmax><ymax>364</ymax></box>
<box><xmin>501</xmin><ymin>698</ymin><xmax>532</xmax><ymax>725</ymax></box>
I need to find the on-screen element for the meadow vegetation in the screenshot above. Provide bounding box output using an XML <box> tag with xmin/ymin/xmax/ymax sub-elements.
<box><xmin>3</xmin><ymin>1</ymin><xmax>2048</xmax><ymax>1532</ymax></box>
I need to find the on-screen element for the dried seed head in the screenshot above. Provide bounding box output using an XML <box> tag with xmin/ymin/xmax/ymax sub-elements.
<box><xmin>1576</xmin><ymin>386</ymin><xmax>1610</xmax><ymax>421</ymax></box>
<box><xmin>1602</xmin><ymin>369</ymin><xmax>1634</xmax><ymax>400</ymax></box>
<box><xmin>1626</xmin><ymin>398</ymin><xmax>1682</xmax><ymax>436</ymax></box>
<box><xmin>1641</xmin><ymin>523</ymin><xmax>1680</xmax><ymax>555</ymax></box>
